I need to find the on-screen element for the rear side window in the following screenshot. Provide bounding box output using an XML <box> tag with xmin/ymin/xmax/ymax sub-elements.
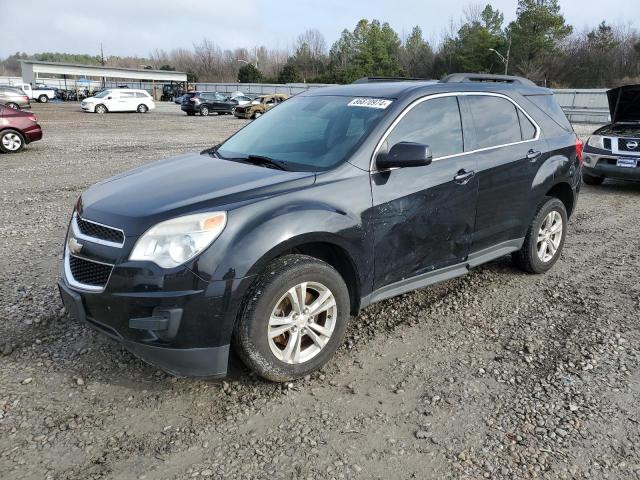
<box><xmin>467</xmin><ymin>96</ymin><xmax>522</xmax><ymax>149</ymax></box>
<box><xmin>518</xmin><ymin>109</ymin><xmax>536</xmax><ymax>140</ymax></box>
<box><xmin>135</xmin><ymin>92</ymin><xmax>149</xmax><ymax>98</ymax></box>
<box><xmin>525</xmin><ymin>94</ymin><xmax>572</xmax><ymax>131</ymax></box>
<box><xmin>386</xmin><ymin>96</ymin><xmax>464</xmax><ymax>158</ymax></box>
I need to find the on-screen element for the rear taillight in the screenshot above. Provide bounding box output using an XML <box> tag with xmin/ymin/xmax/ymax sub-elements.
<box><xmin>576</xmin><ymin>137</ymin><xmax>584</xmax><ymax>166</ymax></box>
<box><xmin>23</xmin><ymin>96</ymin><xmax>29</xmax><ymax>101</ymax></box>
<box><xmin>190</xmin><ymin>97</ymin><xmax>198</xmax><ymax>102</ymax></box>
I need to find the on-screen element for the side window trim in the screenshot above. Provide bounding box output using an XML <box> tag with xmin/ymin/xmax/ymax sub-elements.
<box><xmin>370</xmin><ymin>91</ymin><xmax>541</xmax><ymax>172</ymax></box>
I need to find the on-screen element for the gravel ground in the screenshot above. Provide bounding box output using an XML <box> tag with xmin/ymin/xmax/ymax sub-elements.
<box><xmin>0</xmin><ymin>103</ymin><xmax>639</xmax><ymax>480</ymax></box>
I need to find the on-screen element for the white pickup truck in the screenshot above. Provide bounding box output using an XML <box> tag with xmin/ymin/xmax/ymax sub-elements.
<box><xmin>15</xmin><ymin>83</ymin><xmax>56</xmax><ymax>103</ymax></box>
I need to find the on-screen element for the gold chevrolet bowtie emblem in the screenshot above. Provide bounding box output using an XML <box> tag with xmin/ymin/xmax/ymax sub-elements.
<box><xmin>68</xmin><ymin>237</ymin><xmax>83</xmax><ymax>255</ymax></box>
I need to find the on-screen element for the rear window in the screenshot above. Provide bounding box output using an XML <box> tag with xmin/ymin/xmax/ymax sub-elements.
<box><xmin>525</xmin><ymin>94</ymin><xmax>572</xmax><ymax>132</ymax></box>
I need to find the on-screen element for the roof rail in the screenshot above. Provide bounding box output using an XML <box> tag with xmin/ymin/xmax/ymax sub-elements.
<box><xmin>440</xmin><ymin>73</ymin><xmax>536</xmax><ymax>87</ymax></box>
<box><xmin>352</xmin><ymin>76</ymin><xmax>432</xmax><ymax>84</ymax></box>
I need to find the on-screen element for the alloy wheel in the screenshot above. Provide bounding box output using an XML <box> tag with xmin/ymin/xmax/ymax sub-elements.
<box><xmin>268</xmin><ymin>281</ymin><xmax>337</xmax><ymax>364</ymax></box>
<box><xmin>537</xmin><ymin>210</ymin><xmax>563</xmax><ymax>262</ymax></box>
<box><xmin>6</xmin><ymin>103</ymin><xmax>19</xmax><ymax>109</ymax></box>
<box><xmin>2</xmin><ymin>132</ymin><xmax>23</xmax><ymax>151</ymax></box>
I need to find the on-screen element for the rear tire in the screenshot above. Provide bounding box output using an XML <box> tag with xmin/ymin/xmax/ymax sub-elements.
<box><xmin>512</xmin><ymin>197</ymin><xmax>567</xmax><ymax>274</ymax></box>
<box><xmin>186</xmin><ymin>111</ymin><xmax>195</xmax><ymax>116</ymax></box>
<box><xmin>95</xmin><ymin>104</ymin><xmax>107</xmax><ymax>114</ymax></box>
<box><xmin>137</xmin><ymin>104</ymin><xmax>148</xmax><ymax>113</ymax></box>
<box><xmin>582</xmin><ymin>172</ymin><xmax>604</xmax><ymax>186</ymax></box>
<box><xmin>6</xmin><ymin>102</ymin><xmax>19</xmax><ymax>110</ymax></box>
<box><xmin>38</xmin><ymin>95</ymin><xmax>48</xmax><ymax>103</ymax></box>
<box><xmin>233</xmin><ymin>255</ymin><xmax>350</xmax><ymax>382</ymax></box>
<box><xmin>0</xmin><ymin>129</ymin><xmax>25</xmax><ymax>154</ymax></box>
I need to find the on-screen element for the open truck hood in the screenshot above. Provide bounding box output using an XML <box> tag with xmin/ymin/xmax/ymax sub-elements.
<box><xmin>607</xmin><ymin>84</ymin><xmax>640</xmax><ymax>123</ymax></box>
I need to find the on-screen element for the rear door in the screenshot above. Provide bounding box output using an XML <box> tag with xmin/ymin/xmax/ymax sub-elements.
<box><xmin>370</xmin><ymin>95</ymin><xmax>478</xmax><ymax>289</ymax></box>
<box><xmin>462</xmin><ymin>93</ymin><xmax>545</xmax><ymax>252</ymax></box>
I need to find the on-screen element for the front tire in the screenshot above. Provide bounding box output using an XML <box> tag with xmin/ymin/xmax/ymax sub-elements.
<box><xmin>38</xmin><ymin>95</ymin><xmax>48</xmax><ymax>103</ymax></box>
<box><xmin>0</xmin><ymin>129</ymin><xmax>25</xmax><ymax>153</ymax></box>
<box><xmin>233</xmin><ymin>255</ymin><xmax>350</xmax><ymax>382</ymax></box>
<box><xmin>200</xmin><ymin>106</ymin><xmax>210</xmax><ymax>116</ymax></box>
<box><xmin>95</xmin><ymin>104</ymin><xmax>107</xmax><ymax>114</ymax></box>
<box><xmin>512</xmin><ymin>197</ymin><xmax>567</xmax><ymax>274</ymax></box>
<box><xmin>583</xmin><ymin>172</ymin><xmax>604</xmax><ymax>186</ymax></box>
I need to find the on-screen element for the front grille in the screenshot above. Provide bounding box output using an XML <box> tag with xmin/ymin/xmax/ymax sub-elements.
<box><xmin>68</xmin><ymin>255</ymin><xmax>113</xmax><ymax>287</ymax></box>
<box><xmin>618</xmin><ymin>138</ymin><xmax>640</xmax><ymax>153</ymax></box>
<box><xmin>603</xmin><ymin>138</ymin><xmax>612</xmax><ymax>150</ymax></box>
<box><xmin>76</xmin><ymin>216</ymin><xmax>124</xmax><ymax>244</ymax></box>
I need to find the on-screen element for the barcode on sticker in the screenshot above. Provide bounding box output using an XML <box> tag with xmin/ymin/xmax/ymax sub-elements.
<box><xmin>348</xmin><ymin>98</ymin><xmax>393</xmax><ymax>109</ymax></box>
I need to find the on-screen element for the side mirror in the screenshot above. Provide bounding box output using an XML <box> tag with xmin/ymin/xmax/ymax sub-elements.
<box><xmin>376</xmin><ymin>142</ymin><xmax>433</xmax><ymax>170</ymax></box>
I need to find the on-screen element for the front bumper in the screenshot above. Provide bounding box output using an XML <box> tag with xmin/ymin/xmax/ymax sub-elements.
<box><xmin>58</xmin><ymin>281</ymin><xmax>231</xmax><ymax>376</ymax></box>
<box><xmin>583</xmin><ymin>151</ymin><xmax>640</xmax><ymax>180</ymax></box>
<box><xmin>58</xmin><ymin>245</ymin><xmax>255</xmax><ymax>377</ymax></box>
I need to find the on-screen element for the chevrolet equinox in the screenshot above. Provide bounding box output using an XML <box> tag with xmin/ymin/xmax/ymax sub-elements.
<box><xmin>58</xmin><ymin>74</ymin><xmax>582</xmax><ymax>381</ymax></box>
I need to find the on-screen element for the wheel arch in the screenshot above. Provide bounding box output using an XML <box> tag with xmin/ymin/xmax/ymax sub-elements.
<box><xmin>246</xmin><ymin>235</ymin><xmax>362</xmax><ymax>315</ymax></box>
<box><xmin>545</xmin><ymin>181</ymin><xmax>575</xmax><ymax>217</ymax></box>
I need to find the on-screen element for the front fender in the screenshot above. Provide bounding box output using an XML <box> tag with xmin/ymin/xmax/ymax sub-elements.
<box><xmin>191</xmin><ymin>200</ymin><xmax>368</xmax><ymax>284</ymax></box>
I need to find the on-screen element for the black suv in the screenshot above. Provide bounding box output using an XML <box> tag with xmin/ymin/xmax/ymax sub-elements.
<box><xmin>582</xmin><ymin>84</ymin><xmax>640</xmax><ymax>184</ymax></box>
<box><xmin>58</xmin><ymin>74</ymin><xmax>582</xmax><ymax>381</ymax></box>
<box><xmin>181</xmin><ymin>91</ymin><xmax>237</xmax><ymax>116</ymax></box>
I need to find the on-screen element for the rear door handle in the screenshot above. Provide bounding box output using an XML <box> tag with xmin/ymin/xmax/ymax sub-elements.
<box><xmin>454</xmin><ymin>169</ymin><xmax>475</xmax><ymax>185</ymax></box>
<box><xmin>527</xmin><ymin>149</ymin><xmax>542</xmax><ymax>161</ymax></box>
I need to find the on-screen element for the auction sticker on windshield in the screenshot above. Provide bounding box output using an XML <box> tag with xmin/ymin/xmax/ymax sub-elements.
<box><xmin>348</xmin><ymin>98</ymin><xmax>393</xmax><ymax>109</ymax></box>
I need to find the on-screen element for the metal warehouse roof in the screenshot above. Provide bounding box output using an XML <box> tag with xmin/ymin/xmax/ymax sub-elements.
<box><xmin>20</xmin><ymin>60</ymin><xmax>187</xmax><ymax>83</ymax></box>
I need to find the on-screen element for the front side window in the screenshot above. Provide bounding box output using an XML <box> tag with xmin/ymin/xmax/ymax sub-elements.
<box><xmin>467</xmin><ymin>96</ymin><xmax>523</xmax><ymax>149</ymax></box>
<box><xmin>217</xmin><ymin>95</ymin><xmax>389</xmax><ymax>171</ymax></box>
<box><xmin>384</xmin><ymin>96</ymin><xmax>464</xmax><ymax>158</ymax></box>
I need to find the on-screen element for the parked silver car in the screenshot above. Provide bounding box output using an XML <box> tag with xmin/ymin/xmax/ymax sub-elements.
<box><xmin>0</xmin><ymin>86</ymin><xmax>31</xmax><ymax>109</ymax></box>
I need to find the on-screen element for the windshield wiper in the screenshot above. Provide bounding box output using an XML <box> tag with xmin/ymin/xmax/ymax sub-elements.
<box><xmin>242</xmin><ymin>155</ymin><xmax>288</xmax><ymax>171</ymax></box>
<box><xmin>207</xmin><ymin>149</ymin><xmax>289</xmax><ymax>171</ymax></box>
<box><xmin>201</xmin><ymin>144</ymin><xmax>221</xmax><ymax>156</ymax></box>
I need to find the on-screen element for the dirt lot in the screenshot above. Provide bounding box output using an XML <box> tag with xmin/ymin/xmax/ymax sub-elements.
<box><xmin>0</xmin><ymin>103</ymin><xmax>639</xmax><ymax>480</ymax></box>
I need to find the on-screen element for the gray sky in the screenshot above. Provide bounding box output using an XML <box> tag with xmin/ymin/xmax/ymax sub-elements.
<box><xmin>0</xmin><ymin>0</ymin><xmax>635</xmax><ymax>58</ymax></box>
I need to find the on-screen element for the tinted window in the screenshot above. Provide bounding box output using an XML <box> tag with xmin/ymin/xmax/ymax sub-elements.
<box><xmin>120</xmin><ymin>92</ymin><xmax>135</xmax><ymax>98</ymax></box>
<box><xmin>525</xmin><ymin>94</ymin><xmax>572</xmax><ymax>132</ymax></box>
<box><xmin>468</xmin><ymin>96</ymin><xmax>522</xmax><ymax>149</ymax></box>
<box><xmin>518</xmin><ymin>109</ymin><xmax>536</xmax><ymax>140</ymax></box>
<box><xmin>386</xmin><ymin>96</ymin><xmax>464</xmax><ymax>158</ymax></box>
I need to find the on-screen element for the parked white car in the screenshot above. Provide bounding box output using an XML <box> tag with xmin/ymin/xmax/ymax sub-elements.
<box><xmin>81</xmin><ymin>89</ymin><xmax>155</xmax><ymax>114</ymax></box>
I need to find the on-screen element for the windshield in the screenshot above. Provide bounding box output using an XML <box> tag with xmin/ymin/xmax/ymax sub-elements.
<box><xmin>94</xmin><ymin>90</ymin><xmax>111</xmax><ymax>98</ymax></box>
<box><xmin>217</xmin><ymin>95</ymin><xmax>390</xmax><ymax>171</ymax></box>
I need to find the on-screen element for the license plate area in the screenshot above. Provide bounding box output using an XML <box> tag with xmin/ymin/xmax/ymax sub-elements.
<box><xmin>617</xmin><ymin>157</ymin><xmax>638</xmax><ymax>168</ymax></box>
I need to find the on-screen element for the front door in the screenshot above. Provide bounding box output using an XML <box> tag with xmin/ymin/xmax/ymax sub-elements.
<box><xmin>371</xmin><ymin>95</ymin><xmax>478</xmax><ymax>289</ymax></box>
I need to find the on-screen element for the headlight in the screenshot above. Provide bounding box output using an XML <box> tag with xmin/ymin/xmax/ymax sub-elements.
<box><xmin>586</xmin><ymin>135</ymin><xmax>605</xmax><ymax>149</ymax></box>
<box><xmin>129</xmin><ymin>212</ymin><xmax>227</xmax><ymax>268</ymax></box>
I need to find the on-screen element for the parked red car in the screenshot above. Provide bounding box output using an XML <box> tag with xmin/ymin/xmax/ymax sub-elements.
<box><xmin>0</xmin><ymin>104</ymin><xmax>42</xmax><ymax>153</ymax></box>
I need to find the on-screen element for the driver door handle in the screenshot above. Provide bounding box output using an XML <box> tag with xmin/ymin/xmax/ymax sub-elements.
<box><xmin>454</xmin><ymin>169</ymin><xmax>475</xmax><ymax>185</ymax></box>
<box><xmin>527</xmin><ymin>149</ymin><xmax>542</xmax><ymax>161</ymax></box>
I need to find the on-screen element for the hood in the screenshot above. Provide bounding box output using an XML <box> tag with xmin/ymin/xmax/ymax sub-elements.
<box><xmin>607</xmin><ymin>84</ymin><xmax>640</xmax><ymax>123</ymax></box>
<box><xmin>79</xmin><ymin>152</ymin><xmax>316</xmax><ymax>236</ymax></box>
